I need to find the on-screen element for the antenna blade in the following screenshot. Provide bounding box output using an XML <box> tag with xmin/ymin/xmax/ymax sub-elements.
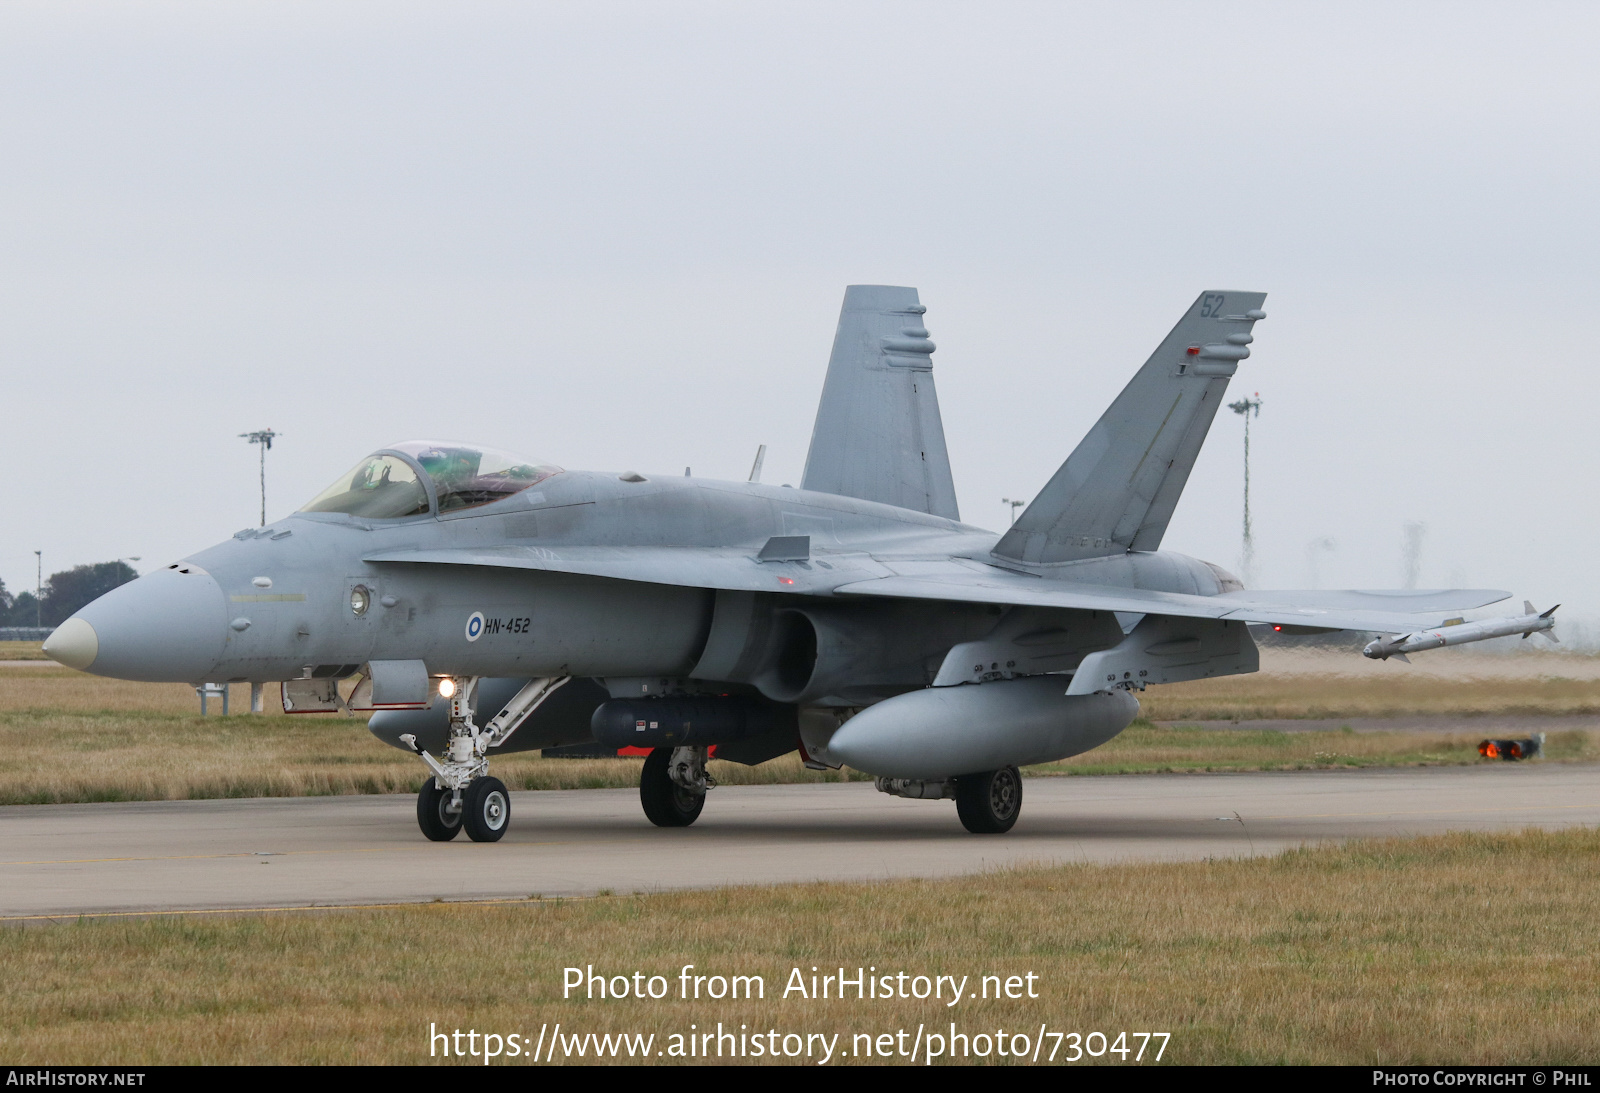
<box><xmin>748</xmin><ymin>443</ymin><xmax>767</xmax><ymax>484</ymax></box>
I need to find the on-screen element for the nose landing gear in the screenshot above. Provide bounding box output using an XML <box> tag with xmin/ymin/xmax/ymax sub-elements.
<box><xmin>400</xmin><ymin>675</ymin><xmax>567</xmax><ymax>843</ymax></box>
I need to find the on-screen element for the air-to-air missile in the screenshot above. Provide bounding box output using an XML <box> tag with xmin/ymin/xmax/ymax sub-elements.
<box><xmin>1362</xmin><ymin>602</ymin><xmax>1558</xmax><ymax>662</ymax></box>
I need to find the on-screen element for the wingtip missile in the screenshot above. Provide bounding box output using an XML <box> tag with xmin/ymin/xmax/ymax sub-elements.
<box><xmin>1363</xmin><ymin>604</ymin><xmax>1559</xmax><ymax>661</ymax></box>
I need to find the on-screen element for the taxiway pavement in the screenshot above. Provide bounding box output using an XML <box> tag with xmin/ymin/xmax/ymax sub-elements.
<box><xmin>5</xmin><ymin>763</ymin><xmax>1598</xmax><ymax>919</ymax></box>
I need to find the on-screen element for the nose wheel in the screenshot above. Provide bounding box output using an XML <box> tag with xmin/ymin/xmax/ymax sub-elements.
<box><xmin>462</xmin><ymin>776</ymin><xmax>510</xmax><ymax>842</ymax></box>
<box><xmin>415</xmin><ymin>776</ymin><xmax>510</xmax><ymax>841</ymax></box>
<box><xmin>417</xmin><ymin>778</ymin><xmax>462</xmax><ymax>842</ymax></box>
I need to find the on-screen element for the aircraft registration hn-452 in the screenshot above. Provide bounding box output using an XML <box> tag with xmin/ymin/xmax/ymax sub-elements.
<box><xmin>44</xmin><ymin>287</ymin><xmax>1544</xmax><ymax>840</ymax></box>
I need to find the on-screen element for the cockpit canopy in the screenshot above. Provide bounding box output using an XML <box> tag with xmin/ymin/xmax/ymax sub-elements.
<box><xmin>300</xmin><ymin>442</ymin><xmax>562</xmax><ymax>519</ymax></box>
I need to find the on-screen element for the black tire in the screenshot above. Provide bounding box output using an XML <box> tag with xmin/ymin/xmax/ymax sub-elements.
<box><xmin>640</xmin><ymin>747</ymin><xmax>705</xmax><ymax>828</ymax></box>
<box><xmin>417</xmin><ymin>779</ymin><xmax>462</xmax><ymax>842</ymax></box>
<box><xmin>462</xmin><ymin>776</ymin><xmax>511</xmax><ymax>842</ymax></box>
<box><xmin>955</xmin><ymin>766</ymin><xmax>1023</xmax><ymax>834</ymax></box>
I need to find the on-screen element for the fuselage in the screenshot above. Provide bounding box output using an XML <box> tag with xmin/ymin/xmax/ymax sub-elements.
<box><xmin>47</xmin><ymin>459</ymin><xmax>1238</xmax><ymax>699</ymax></box>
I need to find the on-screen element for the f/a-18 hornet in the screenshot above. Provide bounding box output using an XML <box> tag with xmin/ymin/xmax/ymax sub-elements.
<box><xmin>45</xmin><ymin>287</ymin><xmax>1540</xmax><ymax>840</ymax></box>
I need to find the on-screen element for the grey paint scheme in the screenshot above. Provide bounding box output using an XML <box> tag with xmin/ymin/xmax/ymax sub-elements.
<box><xmin>802</xmin><ymin>285</ymin><xmax>960</xmax><ymax>520</ymax></box>
<box><xmin>996</xmin><ymin>291</ymin><xmax>1266</xmax><ymax>564</ymax></box>
<box><xmin>52</xmin><ymin>287</ymin><xmax>1517</xmax><ymax>779</ymax></box>
<box><xmin>828</xmin><ymin>680</ymin><xmax>1139</xmax><ymax>780</ymax></box>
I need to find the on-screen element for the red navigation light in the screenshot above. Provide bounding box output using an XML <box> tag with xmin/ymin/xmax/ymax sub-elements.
<box><xmin>778</xmin><ymin>576</ymin><xmax>795</xmax><ymax>585</ymax></box>
<box><xmin>1479</xmin><ymin>740</ymin><xmax>1498</xmax><ymax>758</ymax></box>
<box><xmin>1273</xmin><ymin>625</ymin><xmax>1284</xmax><ymax>631</ymax></box>
<box><xmin>1186</xmin><ymin>346</ymin><xmax>1201</xmax><ymax>355</ymax></box>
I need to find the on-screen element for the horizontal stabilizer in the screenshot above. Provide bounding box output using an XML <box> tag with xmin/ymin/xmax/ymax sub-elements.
<box><xmin>995</xmin><ymin>291</ymin><xmax>1266</xmax><ymax>564</ymax></box>
<box><xmin>801</xmin><ymin>286</ymin><xmax>960</xmax><ymax>520</ymax></box>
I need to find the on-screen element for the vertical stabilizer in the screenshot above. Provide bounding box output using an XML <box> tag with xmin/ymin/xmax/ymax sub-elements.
<box><xmin>801</xmin><ymin>286</ymin><xmax>960</xmax><ymax>520</ymax></box>
<box><xmin>994</xmin><ymin>291</ymin><xmax>1267</xmax><ymax>565</ymax></box>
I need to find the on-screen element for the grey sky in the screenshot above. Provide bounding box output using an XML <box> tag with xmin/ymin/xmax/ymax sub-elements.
<box><xmin>4</xmin><ymin>2</ymin><xmax>1596</xmax><ymax>625</ymax></box>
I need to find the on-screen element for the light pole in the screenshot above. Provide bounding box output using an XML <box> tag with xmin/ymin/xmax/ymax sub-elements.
<box><xmin>239</xmin><ymin>429</ymin><xmax>280</xmax><ymax>527</ymax></box>
<box><xmin>1401</xmin><ymin>522</ymin><xmax>1426</xmax><ymax>590</ymax></box>
<box><xmin>1002</xmin><ymin>498</ymin><xmax>1024</xmax><ymax>525</ymax></box>
<box><xmin>1228</xmin><ymin>393</ymin><xmax>1263</xmax><ymax>584</ymax></box>
<box><xmin>33</xmin><ymin>551</ymin><xmax>41</xmax><ymax>628</ymax></box>
<box><xmin>1305</xmin><ymin>537</ymin><xmax>1336</xmax><ymax>589</ymax></box>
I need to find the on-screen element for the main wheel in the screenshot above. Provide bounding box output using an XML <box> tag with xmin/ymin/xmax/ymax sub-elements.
<box><xmin>417</xmin><ymin>778</ymin><xmax>462</xmax><ymax>842</ymax></box>
<box><xmin>955</xmin><ymin>766</ymin><xmax>1023</xmax><ymax>834</ymax></box>
<box><xmin>462</xmin><ymin>776</ymin><xmax>511</xmax><ymax>842</ymax></box>
<box><xmin>640</xmin><ymin>747</ymin><xmax>705</xmax><ymax>828</ymax></box>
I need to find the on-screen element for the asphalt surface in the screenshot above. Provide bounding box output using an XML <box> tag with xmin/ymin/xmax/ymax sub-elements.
<box><xmin>4</xmin><ymin>763</ymin><xmax>1599</xmax><ymax>919</ymax></box>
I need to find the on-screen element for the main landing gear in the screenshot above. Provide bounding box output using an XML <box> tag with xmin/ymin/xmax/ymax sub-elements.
<box><xmin>639</xmin><ymin>745</ymin><xmax>712</xmax><ymax>827</ymax></box>
<box><xmin>954</xmin><ymin>766</ymin><xmax>1022</xmax><ymax>834</ymax></box>
<box><xmin>401</xmin><ymin>675</ymin><xmax>566</xmax><ymax>843</ymax></box>
<box><xmin>874</xmin><ymin>765</ymin><xmax>1023</xmax><ymax>834</ymax></box>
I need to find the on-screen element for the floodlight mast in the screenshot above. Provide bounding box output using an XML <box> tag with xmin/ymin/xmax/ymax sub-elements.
<box><xmin>1227</xmin><ymin>394</ymin><xmax>1263</xmax><ymax>585</ymax></box>
<box><xmin>238</xmin><ymin>429</ymin><xmax>280</xmax><ymax>527</ymax></box>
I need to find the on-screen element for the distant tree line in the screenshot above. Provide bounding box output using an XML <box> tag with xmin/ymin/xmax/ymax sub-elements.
<box><xmin>0</xmin><ymin>562</ymin><xmax>138</xmax><ymax>628</ymax></box>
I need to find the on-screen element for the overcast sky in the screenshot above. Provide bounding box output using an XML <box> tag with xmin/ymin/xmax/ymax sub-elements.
<box><xmin>3</xmin><ymin>2</ymin><xmax>1596</xmax><ymax>628</ymax></box>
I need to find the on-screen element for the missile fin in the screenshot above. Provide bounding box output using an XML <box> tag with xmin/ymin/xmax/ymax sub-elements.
<box><xmin>1392</xmin><ymin>652</ymin><xmax>1410</xmax><ymax>663</ymax></box>
<box><xmin>1539</xmin><ymin>630</ymin><xmax>1560</xmax><ymax>644</ymax></box>
<box><xmin>1540</xmin><ymin>603</ymin><xmax>1560</xmax><ymax>619</ymax></box>
<box><xmin>1525</xmin><ymin>600</ymin><xmax>1536</xmax><ymax>615</ymax></box>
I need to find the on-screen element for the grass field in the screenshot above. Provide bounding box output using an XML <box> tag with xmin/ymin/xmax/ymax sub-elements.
<box><xmin>2</xmin><ymin>828</ymin><xmax>1597</xmax><ymax>1065</ymax></box>
<box><xmin>0</xmin><ymin>640</ymin><xmax>50</xmax><ymax>660</ymax></box>
<box><xmin>2</xmin><ymin>652</ymin><xmax>1598</xmax><ymax>804</ymax></box>
<box><xmin>0</xmin><ymin>667</ymin><xmax>865</xmax><ymax>805</ymax></box>
<box><xmin>1136</xmin><ymin>649</ymin><xmax>1600</xmax><ymax>720</ymax></box>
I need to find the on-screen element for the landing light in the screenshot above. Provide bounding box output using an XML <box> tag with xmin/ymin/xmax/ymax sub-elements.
<box><xmin>438</xmin><ymin>678</ymin><xmax>457</xmax><ymax>698</ymax></box>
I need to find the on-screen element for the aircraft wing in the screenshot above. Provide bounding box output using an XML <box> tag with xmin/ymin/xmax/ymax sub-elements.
<box><xmin>365</xmin><ymin>545</ymin><xmax>1507</xmax><ymax>633</ymax></box>
<box><xmin>831</xmin><ymin>562</ymin><xmax>1511</xmax><ymax>633</ymax></box>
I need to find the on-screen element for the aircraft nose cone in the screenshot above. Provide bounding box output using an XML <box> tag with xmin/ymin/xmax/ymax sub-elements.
<box><xmin>42</xmin><ymin>618</ymin><xmax>98</xmax><ymax>670</ymax></box>
<box><xmin>53</xmin><ymin>566</ymin><xmax>228</xmax><ymax>681</ymax></box>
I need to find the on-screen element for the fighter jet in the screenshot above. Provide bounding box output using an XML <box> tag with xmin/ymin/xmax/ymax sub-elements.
<box><xmin>43</xmin><ymin>287</ymin><xmax>1527</xmax><ymax>840</ymax></box>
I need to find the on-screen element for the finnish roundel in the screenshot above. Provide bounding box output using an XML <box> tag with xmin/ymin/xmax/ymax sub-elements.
<box><xmin>465</xmin><ymin>611</ymin><xmax>485</xmax><ymax>642</ymax></box>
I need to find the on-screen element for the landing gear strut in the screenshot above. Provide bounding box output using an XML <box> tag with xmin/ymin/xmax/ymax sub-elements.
<box><xmin>400</xmin><ymin>675</ymin><xmax>568</xmax><ymax>843</ymax></box>
<box><xmin>640</xmin><ymin>745</ymin><xmax>711</xmax><ymax>827</ymax></box>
